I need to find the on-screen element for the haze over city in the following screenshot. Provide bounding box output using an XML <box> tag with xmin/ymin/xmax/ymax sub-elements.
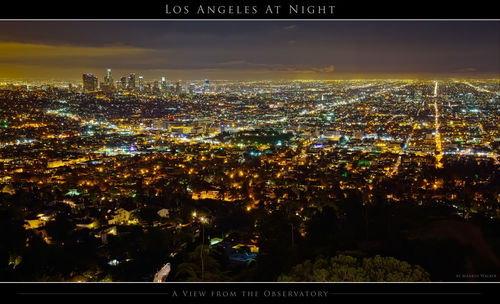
<box><xmin>0</xmin><ymin>21</ymin><xmax>498</xmax><ymax>81</ymax></box>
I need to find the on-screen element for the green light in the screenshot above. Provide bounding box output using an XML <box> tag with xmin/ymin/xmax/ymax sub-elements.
<box><xmin>66</xmin><ymin>189</ymin><xmax>81</xmax><ymax>196</ymax></box>
<box><xmin>358</xmin><ymin>160</ymin><xmax>370</xmax><ymax>166</ymax></box>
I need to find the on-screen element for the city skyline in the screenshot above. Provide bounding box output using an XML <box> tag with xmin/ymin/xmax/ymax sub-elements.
<box><xmin>0</xmin><ymin>21</ymin><xmax>499</xmax><ymax>81</ymax></box>
<box><xmin>1</xmin><ymin>19</ymin><xmax>499</xmax><ymax>284</ymax></box>
<box><xmin>1</xmin><ymin>76</ymin><xmax>499</xmax><ymax>282</ymax></box>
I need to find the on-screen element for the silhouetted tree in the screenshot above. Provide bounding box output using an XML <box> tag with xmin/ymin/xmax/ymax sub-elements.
<box><xmin>278</xmin><ymin>254</ymin><xmax>430</xmax><ymax>282</ymax></box>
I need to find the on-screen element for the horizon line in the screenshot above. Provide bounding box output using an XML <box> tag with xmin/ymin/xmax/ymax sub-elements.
<box><xmin>2</xmin><ymin>75</ymin><xmax>500</xmax><ymax>84</ymax></box>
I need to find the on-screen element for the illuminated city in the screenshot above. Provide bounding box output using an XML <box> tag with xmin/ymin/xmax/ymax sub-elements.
<box><xmin>0</xmin><ymin>21</ymin><xmax>499</xmax><ymax>282</ymax></box>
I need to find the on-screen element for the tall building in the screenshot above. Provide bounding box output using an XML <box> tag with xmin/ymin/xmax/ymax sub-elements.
<box><xmin>161</xmin><ymin>77</ymin><xmax>167</xmax><ymax>90</ymax></box>
<box><xmin>120</xmin><ymin>77</ymin><xmax>127</xmax><ymax>90</ymax></box>
<box><xmin>82</xmin><ymin>73</ymin><xmax>98</xmax><ymax>92</ymax></box>
<box><xmin>175</xmin><ymin>81</ymin><xmax>181</xmax><ymax>93</ymax></box>
<box><xmin>100</xmin><ymin>69</ymin><xmax>114</xmax><ymax>91</ymax></box>
<box><xmin>128</xmin><ymin>73</ymin><xmax>136</xmax><ymax>90</ymax></box>
<box><xmin>153</xmin><ymin>80</ymin><xmax>160</xmax><ymax>93</ymax></box>
<box><xmin>204</xmin><ymin>79</ymin><xmax>210</xmax><ymax>92</ymax></box>
<box><xmin>138</xmin><ymin>76</ymin><xmax>144</xmax><ymax>91</ymax></box>
<box><xmin>104</xmin><ymin>69</ymin><xmax>113</xmax><ymax>87</ymax></box>
<box><xmin>188</xmin><ymin>83</ymin><xmax>195</xmax><ymax>93</ymax></box>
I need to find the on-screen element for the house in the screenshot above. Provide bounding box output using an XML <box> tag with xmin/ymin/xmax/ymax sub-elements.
<box><xmin>108</xmin><ymin>208</ymin><xmax>131</xmax><ymax>225</ymax></box>
<box><xmin>96</xmin><ymin>226</ymin><xmax>117</xmax><ymax>244</ymax></box>
<box><xmin>24</xmin><ymin>211</ymin><xmax>55</xmax><ymax>229</ymax></box>
<box><xmin>24</xmin><ymin>218</ymin><xmax>45</xmax><ymax>229</ymax></box>
<box><xmin>157</xmin><ymin>208</ymin><xmax>170</xmax><ymax>218</ymax></box>
<box><xmin>1</xmin><ymin>184</ymin><xmax>15</xmax><ymax>195</ymax></box>
<box><xmin>75</xmin><ymin>217</ymin><xmax>99</xmax><ymax>229</ymax></box>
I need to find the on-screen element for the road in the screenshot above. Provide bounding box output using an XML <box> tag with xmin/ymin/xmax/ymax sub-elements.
<box><xmin>433</xmin><ymin>81</ymin><xmax>443</xmax><ymax>168</ymax></box>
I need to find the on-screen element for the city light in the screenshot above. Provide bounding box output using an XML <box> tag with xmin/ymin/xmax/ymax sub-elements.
<box><xmin>0</xmin><ymin>20</ymin><xmax>498</xmax><ymax>284</ymax></box>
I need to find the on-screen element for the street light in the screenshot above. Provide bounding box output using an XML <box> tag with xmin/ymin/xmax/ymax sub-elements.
<box><xmin>192</xmin><ymin>213</ymin><xmax>209</xmax><ymax>281</ymax></box>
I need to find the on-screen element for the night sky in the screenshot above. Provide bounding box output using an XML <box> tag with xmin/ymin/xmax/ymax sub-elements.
<box><xmin>0</xmin><ymin>21</ymin><xmax>498</xmax><ymax>81</ymax></box>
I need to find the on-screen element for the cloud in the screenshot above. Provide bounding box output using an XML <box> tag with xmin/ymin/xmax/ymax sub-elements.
<box><xmin>0</xmin><ymin>40</ymin><xmax>336</xmax><ymax>81</ymax></box>
<box><xmin>0</xmin><ymin>41</ymin><xmax>159</xmax><ymax>70</ymax></box>
<box><xmin>313</xmin><ymin>65</ymin><xmax>335</xmax><ymax>73</ymax></box>
<box><xmin>269</xmin><ymin>65</ymin><xmax>335</xmax><ymax>74</ymax></box>
<box><xmin>217</xmin><ymin>60</ymin><xmax>248</xmax><ymax>66</ymax></box>
<box><xmin>0</xmin><ymin>41</ymin><xmax>174</xmax><ymax>75</ymax></box>
<box><xmin>0</xmin><ymin>42</ymin><xmax>151</xmax><ymax>59</ymax></box>
<box><xmin>283</xmin><ymin>25</ymin><xmax>297</xmax><ymax>31</ymax></box>
<box><xmin>455</xmin><ymin>67</ymin><xmax>478</xmax><ymax>73</ymax></box>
